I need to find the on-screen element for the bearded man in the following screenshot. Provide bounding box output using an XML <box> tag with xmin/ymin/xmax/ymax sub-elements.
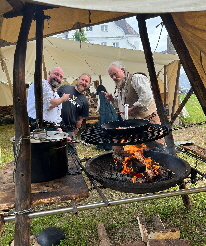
<box><xmin>27</xmin><ymin>67</ymin><xmax>70</xmax><ymax>131</ymax></box>
<box><xmin>57</xmin><ymin>73</ymin><xmax>91</xmax><ymax>141</ymax></box>
<box><xmin>103</xmin><ymin>61</ymin><xmax>161</xmax><ymax>124</ymax></box>
<box><xmin>102</xmin><ymin>61</ymin><xmax>165</xmax><ymax>149</ymax></box>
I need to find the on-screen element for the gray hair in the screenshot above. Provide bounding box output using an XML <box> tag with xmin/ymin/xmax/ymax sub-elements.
<box><xmin>108</xmin><ymin>61</ymin><xmax>125</xmax><ymax>70</ymax></box>
<box><xmin>108</xmin><ymin>61</ymin><xmax>127</xmax><ymax>75</ymax></box>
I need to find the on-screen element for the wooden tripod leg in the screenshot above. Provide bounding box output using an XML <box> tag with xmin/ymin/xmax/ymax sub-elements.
<box><xmin>179</xmin><ymin>182</ymin><xmax>191</xmax><ymax>209</ymax></box>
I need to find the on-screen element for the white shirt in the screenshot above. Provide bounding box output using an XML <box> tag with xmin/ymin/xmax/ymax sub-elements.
<box><xmin>113</xmin><ymin>73</ymin><xmax>154</xmax><ymax>120</ymax></box>
<box><xmin>27</xmin><ymin>80</ymin><xmax>62</xmax><ymax>124</ymax></box>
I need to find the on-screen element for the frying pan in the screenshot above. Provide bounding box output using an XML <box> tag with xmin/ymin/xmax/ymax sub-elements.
<box><xmin>101</xmin><ymin>119</ymin><xmax>150</xmax><ymax>136</ymax></box>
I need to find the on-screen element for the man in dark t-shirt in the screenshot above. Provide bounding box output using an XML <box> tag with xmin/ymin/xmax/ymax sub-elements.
<box><xmin>57</xmin><ymin>73</ymin><xmax>91</xmax><ymax>141</ymax></box>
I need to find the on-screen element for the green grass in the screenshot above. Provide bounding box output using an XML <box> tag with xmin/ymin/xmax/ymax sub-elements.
<box><xmin>180</xmin><ymin>94</ymin><xmax>206</xmax><ymax>125</ymax></box>
<box><xmin>0</xmin><ymin>124</ymin><xmax>14</xmax><ymax>167</ymax></box>
<box><xmin>0</xmin><ymin>94</ymin><xmax>206</xmax><ymax>246</ymax></box>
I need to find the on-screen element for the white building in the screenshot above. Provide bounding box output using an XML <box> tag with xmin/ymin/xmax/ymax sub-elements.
<box><xmin>56</xmin><ymin>19</ymin><xmax>140</xmax><ymax>50</ymax></box>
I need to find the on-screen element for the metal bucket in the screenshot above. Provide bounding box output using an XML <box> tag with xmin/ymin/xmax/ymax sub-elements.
<box><xmin>11</xmin><ymin>131</ymin><xmax>68</xmax><ymax>183</ymax></box>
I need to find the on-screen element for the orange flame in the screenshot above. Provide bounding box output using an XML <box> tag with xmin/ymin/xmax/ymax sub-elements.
<box><xmin>119</xmin><ymin>144</ymin><xmax>161</xmax><ymax>183</ymax></box>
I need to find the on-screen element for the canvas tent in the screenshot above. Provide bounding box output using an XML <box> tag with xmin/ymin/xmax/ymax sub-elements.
<box><xmin>1</xmin><ymin>1</ymin><xmax>206</xmax><ymax>245</ymax></box>
<box><xmin>0</xmin><ymin>82</ymin><xmax>12</xmax><ymax>106</ymax></box>
<box><xmin>0</xmin><ymin>36</ymin><xmax>179</xmax><ymax>115</ymax></box>
<box><xmin>0</xmin><ymin>37</ymin><xmax>180</xmax><ymax>86</ymax></box>
<box><xmin>1</xmin><ymin>1</ymin><xmax>206</xmax><ymax>110</ymax></box>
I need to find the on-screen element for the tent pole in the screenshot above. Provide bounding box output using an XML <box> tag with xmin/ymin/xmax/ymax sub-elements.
<box><xmin>171</xmin><ymin>61</ymin><xmax>181</xmax><ymax>120</ymax></box>
<box><xmin>13</xmin><ymin>3</ymin><xmax>35</xmax><ymax>246</ymax></box>
<box><xmin>161</xmin><ymin>13</ymin><xmax>206</xmax><ymax>116</ymax></box>
<box><xmin>163</xmin><ymin>65</ymin><xmax>167</xmax><ymax>107</ymax></box>
<box><xmin>137</xmin><ymin>14</ymin><xmax>191</xmax><ymax>208</ymax></box>
<box><xmin>34</xmin><ymin>7</ymin><xmax>45</xmax><ymax>129</ymax></box>
<box><xmin>170</xmin><ymin>87</ymin><xmax>193</xmax><ymax>125</ymax></box>
<box><xmin>136</xmin><ymin>14</ymin><xmax>175</xmax><ymax>155</ymax></box>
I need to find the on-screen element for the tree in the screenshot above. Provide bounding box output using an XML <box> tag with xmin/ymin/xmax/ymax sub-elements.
<box><xmin>73</xmin><ymin>29</ymin><xmax>88</xmax><ymax>42</ymax></box>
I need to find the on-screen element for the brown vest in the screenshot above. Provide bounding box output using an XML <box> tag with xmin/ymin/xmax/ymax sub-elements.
<box><xmin>124</xmin><ymin>73</ymin><xmax>157</xmax><ymax>119</ymax></box>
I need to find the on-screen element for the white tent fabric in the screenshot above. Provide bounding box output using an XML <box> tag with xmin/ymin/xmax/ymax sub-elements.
<box><xmin>0</xmin><ymin>36</ymin><xmax>179</xmax><ymax>93</ymax></box>
<box><xmin>0</xmin><ymin>82</ymin><xmax>12</xmax><ymax>106</ymax></box>
<box><xmin>1</xmin><ymin>1</ymin><xmax>206</xmax><ymax>92</ymax></box>
<box><xmin>1</xmin><ymin>0</ymin><xmax>206</xmax><ymax>16</ymax></box>
<box><xmin>0</xmin><ymin>37</ymin><xmax>179</xmax><ymax>116</ymax></box>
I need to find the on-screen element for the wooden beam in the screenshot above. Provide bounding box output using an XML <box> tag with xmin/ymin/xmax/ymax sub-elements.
<box><xmin>34</xmin><ymin>7</ymin><xmax>45</xmax><ymax>129</ymax></box>
<box><xmin>0</xmin><ymin>214</ymin><xmax>4</xmax><ymax>235</ymax></box>
<box><xmin>171</xmin><ymin>61</ymin><xmax>181</xmax><ymax>118</ymax></box>
<box><xmin>5</xmin><ymin>0</ymin><xmax>23</xmax><ymax>10</ymax></box>
<box><xmin>97</xmin><ymin>223</ymin><xmax>111</xmax><ymax>246</ymax></box>
<box><xmin>163</xmin><ymin>65</ymin><xmax>167</xmax><ymax>107</ymax></box>
<box><xmin>170</xmin><ymin>87</ymin><xmax>193</xmax><ymax>125</ymax></box>
<box><xmin>13</xmin><ymin>3</ymin><xmax>35</xmax><ymax>246</ymax></box>
<box><xmin>136</xmin><ymin>14</ymin><xmax>175</xmax><ymax>154</ymax></box>
<box><xmin>160</xmin><ymin>13</ymin><xmax>206</xmax><ymax>116</ymax></box>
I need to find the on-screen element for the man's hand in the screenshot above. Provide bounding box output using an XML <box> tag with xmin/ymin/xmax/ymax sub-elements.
<box><xmin>61</xmin><ymin>93</ymin><xmax>70</xmax><ymax>102</ymax></box>
<box><xmin>118</xmin><ymin>107</ymin><xmax>135</xmax><ymax>116</ymax></box>
<box><xmin>101</xmin><ymin>91</ymin><xmax>114</xmax><ymax>103</ymax></box>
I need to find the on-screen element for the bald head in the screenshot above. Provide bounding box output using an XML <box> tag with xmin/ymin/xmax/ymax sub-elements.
<box><xmin>48</xmin><ymin>67</ymin><xmax>64</xmax><ymax>89</ymax></box>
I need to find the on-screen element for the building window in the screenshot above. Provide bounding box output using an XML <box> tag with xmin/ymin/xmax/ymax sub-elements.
<box><xmin>86</xmin><ymin>26</ymin><xmax>93</xmax><ymax>31</ymax></box>
<box><xmin>101</xmin><ymin>42</ymin><xmax>107</xmax><ymax>45</ymax></box>
<box><xmin>113</xmin><ymin>42</ymin><xmax>119</xmax><ymax>47</ymax></box>
<box><xmin>101</xmin><ymin>25</ymin><xmax>108</xmax><ymax>32</ymax></box>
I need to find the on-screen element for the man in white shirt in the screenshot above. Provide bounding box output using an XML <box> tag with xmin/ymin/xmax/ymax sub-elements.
<box><xmin>27</xmin><ymin>67</ymin><xmax>70</xmax><ymax>131</ymax></box>
<box><xmin>102</xmin><ymin>61</ymin><xmax>165</xmax><ymax>149</ymax></box>
<box><xmin>102</xmin><ymin>61</ymin><xmax>160</xmax><ymax>124</ymax></box>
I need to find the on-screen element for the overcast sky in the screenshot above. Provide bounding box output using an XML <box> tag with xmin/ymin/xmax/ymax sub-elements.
<box><xmin>126</xmin><ymin>16</ymin><xmax>168</xmax><ymax>53</ymax></box>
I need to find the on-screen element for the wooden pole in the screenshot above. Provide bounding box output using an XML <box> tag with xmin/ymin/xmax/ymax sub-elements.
<box><xmin>163</xmin><ymin>65</ymin><xmax>167</xmax><ymax>107</ymax></box>
<box><xmin>13</xmin><ymin>3</ymin><xmax>35</xmax><ymax>246</ymax></box>
<box><xmin>171</xmin><ymin>61</ymin><xmax>181</xmax><ymax>119</ymax></box>
<box><xmin>160</xmin><ymin>13</ymin><xmax>206</xmax><ymax>116</ymax></box>
<box><xmin>170</xmin><ymin>87</ymin><xmax>193</xmax><ymax>125</ymax></box>
<box><xmin>34</xmin><ymin>7</ymin><xmax>45</xmax><ymax>129</ymax></box>
<box><xmin>136</xmin><ymin>14</ymin><xmax>175</xmax><ymax>154</ymax></box>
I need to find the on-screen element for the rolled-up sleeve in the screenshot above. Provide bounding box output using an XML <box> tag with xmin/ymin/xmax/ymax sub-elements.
<box><xmin>131</xmin><ymin>74</ymin><xmax>153</xmax><ymax>111</ymax></box>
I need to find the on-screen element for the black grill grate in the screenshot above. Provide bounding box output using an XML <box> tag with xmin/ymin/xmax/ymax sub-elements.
<box><xmin>81</xmin><ymin>124</ymin><xmax>170</xmax><ymax>146</ymax></box>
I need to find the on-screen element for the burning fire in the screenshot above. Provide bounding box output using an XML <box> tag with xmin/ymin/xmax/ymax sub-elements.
<box><xmin>114</xmin><ymin>144</ymin><xmax>174</xmax><ymax>183</ymax></box>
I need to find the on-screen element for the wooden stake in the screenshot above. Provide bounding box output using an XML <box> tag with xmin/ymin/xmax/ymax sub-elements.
<box><xmin>13</xmin><ymin>3</ymin><xmax>35</xmax><ymax>246</ymax></box>
<box><xmin>97</xmin><ymin>222</ymin><xmax>111</xmax><ymax>246</ymax></box>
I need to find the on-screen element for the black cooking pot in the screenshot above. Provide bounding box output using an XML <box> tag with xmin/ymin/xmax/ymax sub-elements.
<box><xmin>11</xmin><ymin>131</ymin><xmax>68</xmax><ymax>183</ymax></box>
<box><xmin>85</xmin><ymin>151</ymin><xmax>191</xmax><ymax>194</ymax></box>
<box><xmin>101</xmin><ymin>119</ymin><xmax>150</xmax><ymax>136</ymax></box>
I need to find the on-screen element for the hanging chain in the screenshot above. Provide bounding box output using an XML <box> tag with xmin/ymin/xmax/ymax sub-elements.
<box><xmin>13</xmin><ymin>136</ymin><xmax>23</xmax><ymax>181</ymax></box>
<box><xmin>4</xmin><ymin>203</ymin><xmax>53</xmax><ymax>216</ymax></box>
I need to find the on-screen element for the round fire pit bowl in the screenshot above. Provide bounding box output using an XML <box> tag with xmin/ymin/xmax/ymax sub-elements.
<box><xmin>85</xmin><ymin>151</ymin><xmax>191</xmax><ymax>194</ymax></box>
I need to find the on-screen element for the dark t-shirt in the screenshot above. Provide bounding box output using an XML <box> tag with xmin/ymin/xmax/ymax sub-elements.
<box><xmin>57</xmin><ymin>85</ymin><xmax>89</xmax><ymax>130</ymax></box>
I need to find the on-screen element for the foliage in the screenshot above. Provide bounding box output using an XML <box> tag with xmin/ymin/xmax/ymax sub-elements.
<box><xmin>73</xmin><ymin>29</ymin><xmax>88</xmax><ymax>42</ymax></box>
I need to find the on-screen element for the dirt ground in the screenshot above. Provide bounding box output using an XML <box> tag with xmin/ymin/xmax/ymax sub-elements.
<box><xmin>172</xmin><ymin>124</ymin><xmax>206</xmax><ymax>147</ymax></box>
